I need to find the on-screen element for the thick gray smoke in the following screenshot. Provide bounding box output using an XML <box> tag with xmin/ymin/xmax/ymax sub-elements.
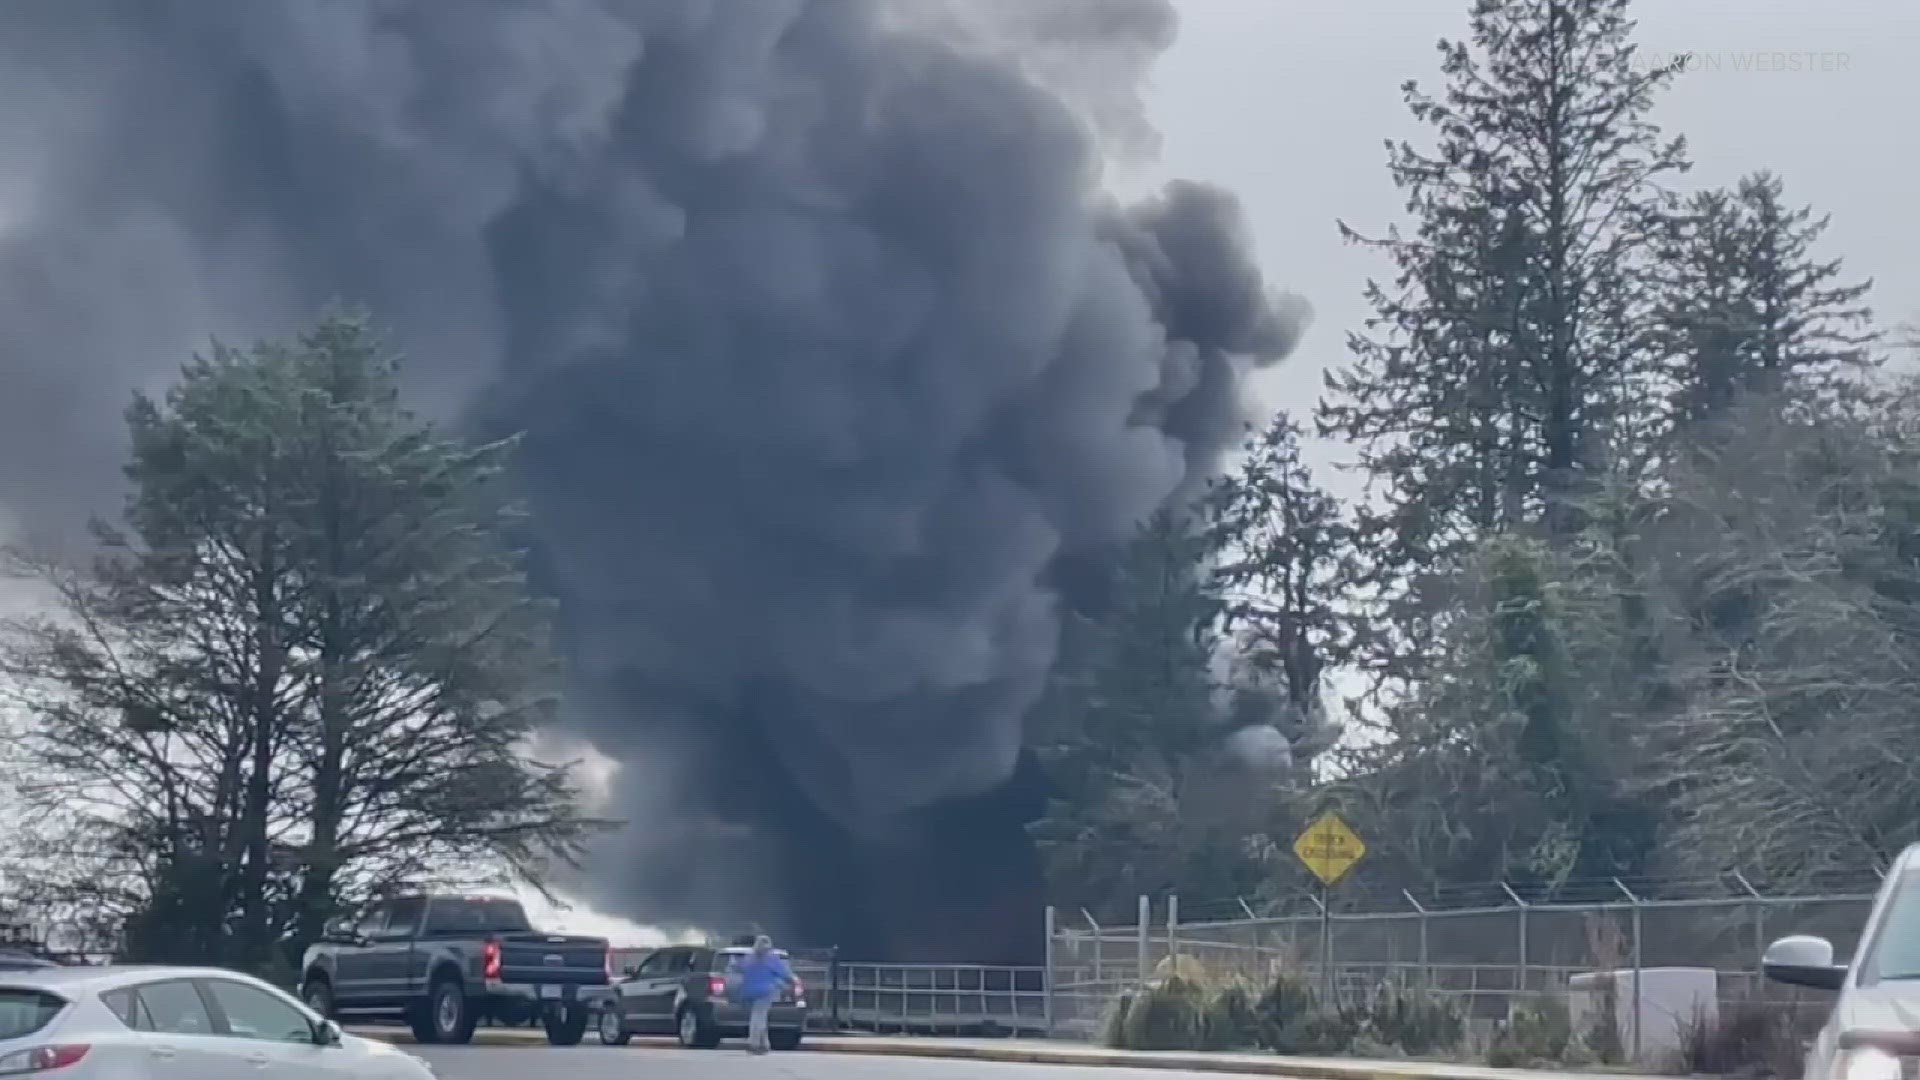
<box><xmin>0</xmin><ymin>0</ymin><xmax>1305</xmax><ymax>959</ymax></box>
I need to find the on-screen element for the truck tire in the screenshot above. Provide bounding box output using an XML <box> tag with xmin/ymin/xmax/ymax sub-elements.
<box><xmin>544</xmin><ymin>1004</ymin><xmax>589</xmax><ymax>1046</ymax></box>
<box><xmin>676</xmin><ymin>1004</ymin><xmax>720</xmax><ymax>1050</ymax></box>
<box><xmin>425</xmin><ymin>976</ymin><xmax>478</xmax><ymax>1045</ymax></box>
<box><xmin>300</xmin><ymin>975</ymin><xmax>335</xmax><ymax>1020</ymax></box>
<box><xmin>596</xmin><ymin>1008</ymin><xmax>631</xmax><ymax>1046</ymax></box>
<box><xmin>770</xmin><ymin>1029</ymin><xmax>802</xmax><ymax>1052</ymax></box>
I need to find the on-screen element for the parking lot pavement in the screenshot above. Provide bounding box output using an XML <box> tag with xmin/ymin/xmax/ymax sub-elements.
<box><xmin>409</xmin><ymin>1044</ymin><xmax>1255</xmax><ymax>1080</ymax></box>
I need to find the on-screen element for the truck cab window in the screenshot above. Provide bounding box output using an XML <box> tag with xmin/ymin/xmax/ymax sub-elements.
<box><xmin>380</xmin><ymin>897</ymin><xmax>425</xmax><ymax>939</ymax></box>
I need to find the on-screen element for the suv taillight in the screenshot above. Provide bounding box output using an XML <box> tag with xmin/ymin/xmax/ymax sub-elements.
<box><xmin>482</xmin><ymin>940</ymin><xmax>502</xmax><ymax>980</ymax></box>
<box><xmin>707</xmin><ymin>976</ymin><xmax>727</xmax><ymax>998</ymax></box>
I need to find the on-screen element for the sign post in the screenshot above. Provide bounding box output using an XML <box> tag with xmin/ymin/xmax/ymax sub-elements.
<box><xmin>1292</xmin><ymin>811</ymin><xmax>1367</xmax><ymax>1006</ymax></box>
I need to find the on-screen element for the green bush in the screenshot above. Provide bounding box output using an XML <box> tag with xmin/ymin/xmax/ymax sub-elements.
<box><xmin>1117</xmin><ymin>975</ymin><xmax>1211</xmax><ymax>1050</ymax></box>
<box><xmin>1099</xmin><ymin>989</ymin><xmax>1134</xmax><ymax>1048</ymax></box>
<box><xmin>1255</xmin><ymin>969</ymin><xmax>1319</xmax><ymax>1038</ymax></box>
<box><xmin>1486</xmin><ymin>996</ymin><xmax>1575</xmax><ymax>1068</ymax></box>
<box><xmin>1360</xmin><ymin>981</ymin><xmax>1463</xmax><ymax>1056</ymax></box>
<box><xmin>1671</xmin><ymin>998</ymin><xmax>1806</xmax><ymax>1078</ymax></box>
<box><xmin>1202</xmin><ymin>976</ymin><xmax>1266</xmax><ymax>1050</ymax></box>
<box><xmin>1272</xmin><ymin>1002</ymin><xmax>1362</xmax><ymax>1055</ymax></box>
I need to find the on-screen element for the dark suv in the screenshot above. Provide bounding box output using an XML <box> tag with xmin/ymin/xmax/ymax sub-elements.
<box><xmin>593</xmin><ymin>944</ymin><xmax>806</xmax><ymax>1050</ymax></box>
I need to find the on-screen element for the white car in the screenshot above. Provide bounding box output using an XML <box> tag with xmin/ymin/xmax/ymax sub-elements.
<box><xmin>0</xmin><ymin>964</ymin><xmax>433</xmax><ymax>1078</ymax></box>
<box><xmin>1765</xmin><ymin>844</ymin><xmax>1920</xmax><ymax>1080</ymax></box>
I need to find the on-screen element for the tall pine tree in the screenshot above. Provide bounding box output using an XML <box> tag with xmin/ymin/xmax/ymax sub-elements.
<box><xmin>1653</xmin><ymin>170</ymin><xmax>1877</xmax><ymax>432</ymax></box>
<box><xmin>1321</xmin><ymin>0</ymin><xmax>1690</xmax><ymax>673</ymax></box>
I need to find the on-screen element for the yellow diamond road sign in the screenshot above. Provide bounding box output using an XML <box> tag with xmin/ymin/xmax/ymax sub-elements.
<box><xmin>1294</xmin><ymin>811</ymin><xmax>1366</xmax><ymax>886</ymax></box>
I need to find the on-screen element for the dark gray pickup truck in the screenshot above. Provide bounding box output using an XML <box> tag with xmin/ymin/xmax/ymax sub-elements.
<box><xmin>299</xmin><ymin>892</ymin><xmax>610</xmax><ymax>1045</ymax></box>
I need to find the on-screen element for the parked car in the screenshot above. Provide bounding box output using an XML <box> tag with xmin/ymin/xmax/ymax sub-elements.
<box><xmin>1764</xmin><ymin>843</ymin><xmax>1920</xmax><ymax>1080</ymax></box>
<box><xmin>300</xmin><ymin>891</ymin><xmax>610</xmax><ymax>1046</ymax></box>
<box><xmin>593</xmin><ymin>943</ymin><xmax>807</xmax><ymax>1050</ymax></box>
<box><xmin>0</xmin><ymin>952</ymin><xmax>55</xmax><ymax>973</ymax></box>
<box><xmin>0</xmin><ymin>963</ymin><xmax>433</xmax><ymax>1079</ymax></box>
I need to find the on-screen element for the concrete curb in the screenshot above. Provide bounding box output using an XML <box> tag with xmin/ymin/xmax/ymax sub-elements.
<box><xmin>347</xmin><ymin>1027</ymin><xmax>1612</xmax><ymax>1079</ymax></box>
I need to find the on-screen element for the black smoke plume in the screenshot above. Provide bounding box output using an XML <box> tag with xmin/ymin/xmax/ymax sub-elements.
<box><xmin>0</xmin><ymin>0</ymin><xmax>1306</xmax><ymax>961</ymax></box>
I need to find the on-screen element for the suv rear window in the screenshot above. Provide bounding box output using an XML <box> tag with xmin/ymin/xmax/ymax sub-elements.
<box><xmin>0</xmin><ymin>989</ymin><xmax>66</xmax><ymax>1040</ymax></box>
<box><xmin>712</xmin><ymin>949</ymin><xmax>789</xmax><ymax>971</ymax></box>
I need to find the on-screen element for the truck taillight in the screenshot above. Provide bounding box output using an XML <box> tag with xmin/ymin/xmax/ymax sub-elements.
<box><xmin>482</xmin><ymin>940</ymin><xmax>501</xmax><ymax>980</ymax></box>
<box><xmin>605</xmin><ymin>949</ymin><xmax>614</xmax><ymax>980</ymax></box>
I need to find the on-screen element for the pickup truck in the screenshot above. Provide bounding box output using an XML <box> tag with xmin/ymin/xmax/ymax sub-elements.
<box><xmin>299</xmin><ymin>892</ymin><xmax>610</xmax><ymax>1045</ymax></box>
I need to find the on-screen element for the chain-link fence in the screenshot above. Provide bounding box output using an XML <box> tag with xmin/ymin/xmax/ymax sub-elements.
<box><xmin>1044</xmin><ymin>883</ymin><xmax>1877</xmax><ymax>1039</ymax></box>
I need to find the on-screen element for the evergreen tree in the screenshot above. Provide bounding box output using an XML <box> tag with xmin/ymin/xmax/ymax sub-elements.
<box><xmin>0</xmin><ymin>312</ymin><xmax>602</xmax><ymax>970</ymax></box>
<box><xmin>1320</xmin><ymin>0</ymin><xmax>1690</xmax><ymax>671</ymax></box>
<box><xmin>1654</xmin><ymin>170</ymin><xmax>1877</xmax><ymax>431</ymax></box>
<box><xmin>1027</xmin><ymin>513</ymin><xmax>1280</xmax><ymax>917</ymax></box>
<box><xmin>1203</xmin><ymin>413</ymin><xmax>1351</xmax><ymax>774</ymax></box>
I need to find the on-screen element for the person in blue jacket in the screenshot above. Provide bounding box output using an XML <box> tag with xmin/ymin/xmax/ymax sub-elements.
<box><xmin>727</xmin><ymin>935</ymin><xmax>795</xmax><ymax>1054</ymax></box>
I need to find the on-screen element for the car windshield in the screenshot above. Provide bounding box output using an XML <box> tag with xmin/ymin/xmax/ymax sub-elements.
<box><xmin>0</xmin><ymin>989</ymin><xmax>65</xmax><ymax>1040</ymax></box>
<box><xmin>1859</xmin><ymin>871</ymin><xmax>1920</xmax><ymax>983</ymax></box>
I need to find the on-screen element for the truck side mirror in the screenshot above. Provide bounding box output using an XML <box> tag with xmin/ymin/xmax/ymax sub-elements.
<box><xmin>1763</xmin><ymin>935</ymin><xmax>1846</xmax><ymax>991</ymax></box>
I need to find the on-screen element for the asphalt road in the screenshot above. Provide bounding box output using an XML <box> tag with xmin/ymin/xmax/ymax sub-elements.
<box><xmin>410</xmin><ymin>1045</ymin><xmax>1227</xmax><ymax>1080</ymax></box>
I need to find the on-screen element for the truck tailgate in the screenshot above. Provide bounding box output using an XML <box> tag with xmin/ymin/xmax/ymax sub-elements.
<box><xmin>497</xmin><ymin>934</ymin><xmax>608</xmax><ymax>986</ymax></box>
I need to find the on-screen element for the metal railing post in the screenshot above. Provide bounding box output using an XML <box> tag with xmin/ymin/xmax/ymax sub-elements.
<box><xmin>1083</xmin><ymin>908</ymin><xmax>1102</xmax><ymax>987</ymax></box>
<box><xmin>1404</xmin><ymin>889</ymin><xmax>1429</xmax><ymax>988</ymax></box>
<box><xmin>1615</xmin><ymin>878</ymin><xmax>1643</xmax><ymax>1063</ymax></box>
<box><xmin>1238</xmin><ymin>898</ymin><xmax>1262</xmax><ymax>970</ymax></box>
<box><xmin>1043</xmin><ymin>905</ymin><xmax>1056</xmax><ymax>1038</ymax></box>
<box><xmin>1136</xmin><ymin>894</ymin><xmax>1149</xmax><ymax>985</ymax></box>
<box><xmin>1500</xmin><ymin>882</ymin><xmax>1529</xmax><ymax>997</ymax></box>
<box><xmin>1167</xmin><ymin>893</ymin><xmax>1179</xmax><ymax>969</ymax></box>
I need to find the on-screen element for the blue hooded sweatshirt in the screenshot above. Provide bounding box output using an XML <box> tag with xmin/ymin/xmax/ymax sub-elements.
<box><xmin>728</xmin><ymin>949</ymin><xmax>794</xmax><ymax>1003</ymax></box>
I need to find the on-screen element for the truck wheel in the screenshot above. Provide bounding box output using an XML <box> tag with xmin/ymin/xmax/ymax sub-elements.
<box><xmin>596</xmin><ymin>1008</ymin><xmax>631</xmax><ymax>1046</ymax></box>
<box><xmin>300</xmin><ymin>976</ymin><xmax>335</xmax><ymax>1020</ymax></box>
<box><xmin>428</xmin><ymin>978</ymin><xmax>477</xmax><ymax>1045</ymax></box>
<box><xmin>543</xmin><ymin>1004</ymin><xmax>589</xmax><ymax>1046</ymax></box>
<box><xmin>770</xmin><ymin>1029</ymin><xmax>802</xmax><ymax>1052</ymax></box>
<box><xmin>676</xmin><ymin>1004</ymin><xmax>720</xmax><ymax>1049</ymax></box>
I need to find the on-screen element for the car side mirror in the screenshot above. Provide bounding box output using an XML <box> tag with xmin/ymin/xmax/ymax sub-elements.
<box><xmin>1763</xmin><ymin>934</ymin><xmax>1847</xmax><ymax>991</ymax></box>
<box><xmin>315</xmin><ymin>1019</ymin><xmax>344</xmax><ymax>1047</ymax></box>
<box><xmin>623</xmin><ymin>965</ymin><xmax>640</xmax><ymax>977</ymax></box>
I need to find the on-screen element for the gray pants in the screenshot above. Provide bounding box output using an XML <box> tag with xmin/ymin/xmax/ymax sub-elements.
<box><xmin>747</xmin><ymin>997</ymin><xmax>772</xmax><ymax>1053</ymax></box>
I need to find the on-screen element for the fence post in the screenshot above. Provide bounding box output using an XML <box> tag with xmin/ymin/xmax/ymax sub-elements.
<box><xmin>1615</xmin><ymin>877</ymin><xmax>1643</xmax><ymax>1063</ymax></box>
<box><xmin>1309</xmin><ymin>887</ymin><xmax>1333</xmax><ymax>1006</ymax></box>
<box><xmin>1083</xmin><ymin>908</ymin><xmax>1103</xmax><ymax>986</ymax></box>
<box><xmin>1500</xmin><ymin>882</ymin><xmax>1529</xmax><ymax>997</ymax></box>
<box><xmin>1167</xmin><ymin>893</ymin><xmax>1179</xmax><ymax>967</ymax></box>
<box><xmin>1734</xmin><ymin>871</ymin><xmax>1765</xmax><ymax>991</ymax></box>
<box><xmin>1403</xmin><ymin>889</ymin><xmax>1429</xmax><ymax>988</ymax></box>
<box><xmin>828</xmin><ymin>946</ymin><xmax>842</xmax><ymax>1032</ymax></box>
<box><xmin>1043</xmin><ymin>905</ymin><xmax>1056</xmax><ymax>1038</ymax></box>
<box><xmin>1238</xmin><ymin>898</ymin><xmax>1261</xmax><ymax>971</ymax></box>
<box><xmin>1136</xmin><ymin>894</ymin><xmax>1150</xmax><ymax>985</ymax></box>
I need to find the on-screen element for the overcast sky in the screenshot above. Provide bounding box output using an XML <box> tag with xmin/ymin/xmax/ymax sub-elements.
<box><xmin>1145</xmin><ymin>0</ymin><xmax>1918</xmax><ymax>495</ymax></box>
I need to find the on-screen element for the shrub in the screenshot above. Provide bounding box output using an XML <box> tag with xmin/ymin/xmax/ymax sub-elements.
<box><xmin>1272</xmin><ymin>1002</ymin><xmax>1362</xmax><ymax>1055</ymax></box>
<box><xmin>1118</xmin><ymin>975</ymin><xmax>1211</xmax><ymax>1051</ymax></box>
<box><xmin>1671</xmin><ymin>998</ymin><xmax>1806</xmax><ymax>1078</ymax></box>
<box><xmin>1099</xmin><ymin>989</ymin><xmax>1134</xmax><ymax>1048</ymax></box>
<box><xmin>1203</xmin><ymin>976</ymin><xmax>1267</xmax><ymax>1050</ymax></box>
<box><xmin>1255</xmin><ymin>968</ymin><xmax>1319</xmax><ymax>1039</ymax></box>
<box><xmin>1486</xmin><ymin>996</ymin><xmax>1575</xmax><ymax>1068</ymax></box>
<box><xmin>1360</xmin><ymin>980</ymin><xmax>1464</xmax><ymax>1056</ymax></box>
